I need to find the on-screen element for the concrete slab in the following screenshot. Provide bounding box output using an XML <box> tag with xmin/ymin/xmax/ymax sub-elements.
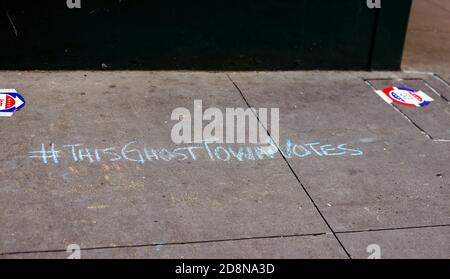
<box><xmin>229</xmin><ymin>71</ymin><xmax>450</xmax><ymax>232</ymax></box>
<box><xmin>0</xmin><ymin>71</ymin><xmax>449</xmax><ymax>259</ymax></box>
<box><xmin>428</xmin><ymin>74</ymin><xmax>450</xmax><ymax>101</ymax></box>
<box><xmin>0</xmin><ymin>234</ymin><xmax>346</xmax><ymax>259</ymax></box>
<box><xmin>338</xmin><ymin>226</ymin><xmax>450</xmax><ymax>259</ymax></box>
<box><xmin>441</xmin><ymin>74</ymin><xmax>450</xmax><ymax>85</ymax></box>
<box><xmin>0</xmin><ymin>71</ymin><xmax>331</xmax><ymax>255</ymax></box>
<box><xmin>367</xmin><ymin>78</ymin><xmax>450</xmax><ymax>140</ymax></box>
<box><xmin>403</xmin><ymin>0</ymin><xmax>450</xmax><ymax>74</ymax></box>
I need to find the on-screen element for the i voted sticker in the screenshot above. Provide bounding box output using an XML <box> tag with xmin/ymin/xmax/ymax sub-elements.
<box><xmin>0</xmin><ymin>89</ymin><xmax>26</xmax><ymax>117</ymax></box>
<box><xmin>375</xmin><ymin>87</ymin><xmax>433</xmax><ymax>108</ymax></box>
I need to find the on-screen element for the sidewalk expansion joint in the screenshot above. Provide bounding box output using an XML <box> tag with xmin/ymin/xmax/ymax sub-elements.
<box><xmin>0</xmin><ymin>232</ymin><xmax>327</xmax><ymax>257</ymax></box>
<box><xmin>335</xmin><ymin>223</ymin><xmax>450</xmax><ymax>235</ymax></box>
<box><xmin>432</xmin><ymin>73</ymin><xmax>450</xmax><ymax>88</ymax></box>
<box><xmin>225</xmin><ymin>74</ymin><xmax>353</xmax><ymax>259</ymax></box>
<box><xmin>364</xmin><ymin>79</ymin><xmax>450</xmax><ymax>142</ymax></box>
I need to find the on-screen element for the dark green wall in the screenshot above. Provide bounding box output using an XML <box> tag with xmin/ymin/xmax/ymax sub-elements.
<box><xmin>0</xmin><ymin>0</ymin><xmax>411</xmax><ymax>70</ymax></box>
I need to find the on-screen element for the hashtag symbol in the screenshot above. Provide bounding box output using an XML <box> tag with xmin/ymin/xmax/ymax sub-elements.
<box><xmin>29</xmin><ymin>143</ymin><xmax>61</xmax><ymax>164</ymax></box>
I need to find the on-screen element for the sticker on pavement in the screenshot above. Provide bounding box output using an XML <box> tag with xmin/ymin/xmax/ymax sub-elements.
<box><xmin>0</xmin><ymin>89</ymin><xmax>26</xmax><ymax>117</ymax></box>
<box><xmin>375</xmin><ymin>87</ymin><xmax>433</xmax><ymax>108</ymax></box>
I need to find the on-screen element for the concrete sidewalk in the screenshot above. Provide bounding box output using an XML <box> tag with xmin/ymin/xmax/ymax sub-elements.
<box><xmin>403</xmin><ymin>0</ymin><xmax>450</xmax><ymax>74</ymax></box>
<box><xmin>0</xmin><ymin>71</ymin><xmax>449</xmax><ymax>259</ymax></box>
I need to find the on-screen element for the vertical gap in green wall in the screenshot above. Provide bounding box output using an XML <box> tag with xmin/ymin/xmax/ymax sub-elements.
<box><xmin>367</xmin><ymin>8</ymin><xmax>381</xmax><ymax>71</ymax></box>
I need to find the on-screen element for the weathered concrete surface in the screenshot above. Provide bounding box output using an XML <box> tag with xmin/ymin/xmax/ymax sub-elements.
<box><xmin>338</xmin><ymin>226</ymin><xmax>450</xmax><ymax>259</ymax></box>
<box><xmin>367</xmin><ymin>79</ymin><xmax>450</xmax><ymax>140</ymax></box>
<box><xmin>0</xmin><ymin>71</ymin><xmax>449</xmax><ymax>259</ymax></box>
<box><xmin>229</xmin><ymin>71</ymin><xmax>450</xmax><ymax>233</ymax></box>
<box><xmin>443</xmin><ymin>74</ymin><xmax>450</xmax><ymax>86</ymax></box>
<box><xmin>1</xmin><ymin>234</ymin><xmax>346</xmax><ymax>259</ymax></box>
<box><xmin>0</xmin><ymin>72</ymin><xmax>329</xmax><ymax>256</ymax></box>
<box><xmin>403</xmin><ymin>0</ymin><xmax>450</xmax><ymax>74</ymax></box>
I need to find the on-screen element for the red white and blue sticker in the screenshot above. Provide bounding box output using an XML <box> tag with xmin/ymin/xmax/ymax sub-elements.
<box><xmin>375</xmin><ymin>87</ymin><xmax>433</xmax><ymax>108</ymax></box>
<box><xmin>0</xmin><ymin>89</ymin><xmax>26</xmax><ymax>117</ymax></box>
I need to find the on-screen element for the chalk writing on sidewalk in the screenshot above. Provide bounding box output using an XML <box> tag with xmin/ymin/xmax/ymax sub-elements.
<box><xmin>29</xmin><ymin>139</ymin><xmax>363</xmax><ymax>165</ymax></box>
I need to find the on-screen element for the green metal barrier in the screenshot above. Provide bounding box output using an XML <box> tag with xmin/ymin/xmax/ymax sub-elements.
<box><xmin>0</xmin><ymin>0</ymin><xmax>411</xmax><ymax>70</ymax></box>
